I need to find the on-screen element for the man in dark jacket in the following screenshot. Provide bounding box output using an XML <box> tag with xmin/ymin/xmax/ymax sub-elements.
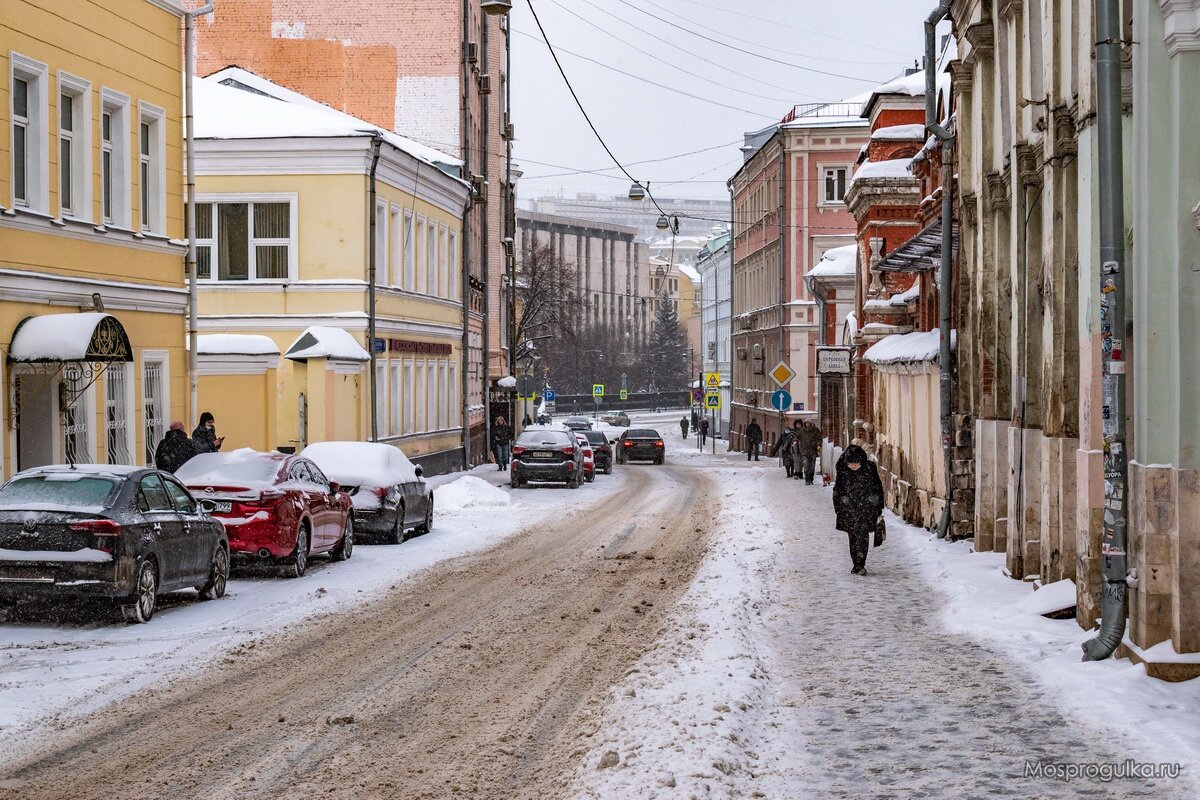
<box><xmin>745</xmin><ymin>420</ymin><xmax>763</xmax><ymax>461</ymax></box>
<box><xmin>680</xmin><ymin>416</ymin><xmax>690</xmax><ymax>439</ymax></box>
<box><xmin>192</xmin><ymin>411</ymin><xmax>223</xmax><ymax>454</ymax></box>
<box><xmin>796</xmin><ymin>419</ymin><xmax>822</xmax><ymax>484</ymax></box>
<box><xmin>155</xmin><ymin>421</ymin><xmax>196</xmax><ymax>474</ymax></box>
<box><xmin>699</xmin><ymin>417</ymin><xmax>710</xmax><ymax>448</ymax></box>
<box><xmin>833</xmin><ymin>444</ymin><xmax>884</xmax><ymax>575</ymax></box>
<box><xmin>492</xmin><ymin>416</ymin><xmax>513</xmax><ymax>470</ymax></box>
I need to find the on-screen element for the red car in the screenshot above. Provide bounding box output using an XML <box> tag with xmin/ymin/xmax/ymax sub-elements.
<box><xmin>176</xmin><ymin>449</ymin><xmax>353</xmax><ymax>577</ymax></box>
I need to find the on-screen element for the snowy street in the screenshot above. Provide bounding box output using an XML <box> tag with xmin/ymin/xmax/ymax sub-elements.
<box><xmin>1</xmin><ymin>413</ymin><xmax>1197</xmax><ymax>799</ymax></box>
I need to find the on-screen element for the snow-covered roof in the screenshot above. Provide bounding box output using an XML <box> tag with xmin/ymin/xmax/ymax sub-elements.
<box><xmin>196</xmin><ymin>334</ymin><xmax>280</xmax><ymax>356</ymax></box>
<box><xmin>284</xmin><ymin>326</ymin><xmax>370</xmax><ymax>362</ymax></box>
<box><xmin>863</xmin><ymin>330</ymin><xmax>956</xmax><ymax>365</ymax></box>
<box><xmin>848</xmin><ymin>157</ymin><xmax>914</xmax><ymax>187</ymax></box>
<box><xmin>871</xmin><ymin>71</ymin><xmax>928</xmax><ymax>98</ymax></box>
<box><xmin>890</xmin><ymin>283</ymin><xmax>920</xmax><ymax>305</ymax></box>
<box><xmin>871</xmin><ymin>124</ymin><xmax>926</xmax><ymax>141</ymax></box>
<box><xmin>197</xmin><ymin>68</ymin><xmax>462</xmax><ymax>172</ymax></box>
<box><xmin>808</xmin><ymin>245</ymin><xmax>857</xmax><ymax>277</ymax></box>
<box><xmin>677</xmin><ymin>264</ymin><xmax>702</xmax><ymax>284</ymax></box>
<box><xmin>8</xmin><ymin>312</ymin><xmax>130</xmax><ymax>363</ymax></box>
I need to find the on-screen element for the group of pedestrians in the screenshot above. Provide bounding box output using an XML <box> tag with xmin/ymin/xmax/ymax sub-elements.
<box><xmin>679</xmin><ymin>414</ymin><xmax>710</xmax><ymax>447</ymax></box>
<box><xmin>153</xmin><ymin>411</ymin><xmax>225</xmax><ymax>474</ymax></box>
<box><xmin>765</xmin><ymin>418</ymin><xmax>822</xmax><ymax>483</ymax></box>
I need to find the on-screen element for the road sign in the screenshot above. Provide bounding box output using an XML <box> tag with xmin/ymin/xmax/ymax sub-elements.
<box><xmin>769</xmin><ymin>361</ymin><xmax>796</xmax><ymax>388</ymax></box>
<box><xmin>515</xmin><ymin>375</ymin><xmax>536</xmax><ymax>400</ymax></box>
<box><xmin>592</xmin><ymin>383</ymin><xmax>604</xmax><ymax>397</ymax></box>
<box><xmin>692</xmin><ymin>388</ymin><xmax>704</xmax><ymax>403</ymax></box>
<box><xmin>816</xmin><ymin>347</ymin><xmax>853</xmax><ymax>375</ymax></box>
<box><xmin>704</xmin><ymin>371</ymin><xmax>721</xmax><ymax>389</ymax></box>
<box><xmin>705</xmin><ymin>392</ymin><xmax>721</xmax><ymax>409</ymax></box>
<box><xmin>771</xmin><ymin>389</ymin><xmax>792</xmax><ymax>412</ymax></box>
<box><xmin>543</xmin><ymin>389</ymin><xmax>556</xmax><ymax>402</ymax></box>
<box><xmin>619</xmin><ymin>389</ymin><xmax>629</xmax><ymax>400</ymax></box>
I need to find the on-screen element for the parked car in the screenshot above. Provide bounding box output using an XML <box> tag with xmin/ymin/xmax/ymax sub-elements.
<box><xmin>176</xmin><ymin>449</ymin><xmax>353</xmax><ymax>577</ymax></box>
<box><xmin>510</xmin><ymin>429</ymin><xmax>582</xmax><ymax>488</ymax></box>
<box><xmin>562</xmin><ymin>416</ymin><xmax>593</xmax><ymax>432</ymax></box>
<box><xmin>573</xmin><ymin>432</ymin><xmax>596</xmax><ymax>483</ymax></box>
<box><xmin>582</xmin><ymin>430</ymin><xmax>613</xmax><ymax>475</ymax></box>
<box><xmin>600</xmin><ymin>411</ymin><xmax>631</xmax><ymax>427</ymax></box>
<box><xmin>0</xmin><ymin>464</ymin><xmax>228</xmax><ymax>623</ymax></box>
<box><xmin>302</xmin><ymin>441</ymin><xmax>432</xmax><ymax>544</ymax></box>
<box><xmin>616</xmin><ymin>429</ymin><xmax>666</xmax><ymax>465</ymax></box>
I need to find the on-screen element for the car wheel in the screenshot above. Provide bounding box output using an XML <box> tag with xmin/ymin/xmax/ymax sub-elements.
<box><xmin>568</xmin><ymin>474</ymin><xmax>580</xmax><ymax>489</ymax></box>
<box><xmin>121</xmin><ymin>559</ymin><xmax>158</xmax><ymax>624</ymax></box>
<box><xmin>331</xmin><ymin>517</ymin><xmax>354</xmax><ymax>561</ymax></box>
<box><xmin>197</xmin><ymin>546</ymin><xmax>228</xmax><ymax>600</ymax></box>
<box><xmin>390</xmin><ymin>505</ymin><xmax>406</xmax><ymax>544</ymax></box>
<box><xmin>510</xmin><ymin>475</ymin><xmax>520</xmax><ymax>489</ymax></box>
<box><xmin>585</xmin><ymin>472</ymin><xmax>595</xmax><ymax>483</ymax></box>
<box><xmin>415</xmin><ymin>503</ymin><xmax>433</xmax><ymax>535</ymax></box>
<box><xmin>284</xmin><ymin>523</ymin><xmax>310</xmax><ymax>578</ymax></box>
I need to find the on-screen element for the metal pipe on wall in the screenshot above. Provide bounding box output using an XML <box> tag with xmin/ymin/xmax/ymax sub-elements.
<box><xmin>367</xmin><ymin>134</ymin><xmax>382</xmax><ymax>442</ymax></box>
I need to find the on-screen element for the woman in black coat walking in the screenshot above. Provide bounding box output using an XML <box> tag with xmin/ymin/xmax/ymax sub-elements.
<box><xmin>833</xmin><ymin>444</ymin><xmax>884</xmax><ymax>575</ymax></box>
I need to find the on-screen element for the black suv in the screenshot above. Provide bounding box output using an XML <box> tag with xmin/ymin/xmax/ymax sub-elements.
<box><xmin>616</xmin><ymin>429</ymin><xmax>666</xmax><ymax>465</ymax></box>
<box><xmin>511</xmin><ymin>429</ymin><xmax>583</xmax><ymax>488</ymax></box>
<box><xmin>583</xmin><ymin>431</ymin><xmax>613</xmax><ymax>474</ymax></box>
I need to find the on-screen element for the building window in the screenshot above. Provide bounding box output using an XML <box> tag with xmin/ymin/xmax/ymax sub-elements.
<box><xmin>105</xmin><ymin>363</ymin><xmax>132</xmax><ymax>465</ymax></box>
<box><xmin>142</xmin><ymin>354</ymin><xmax>167</xmax><ymax>466</ymax></box>
<box><xmin>448</xmin><ymin>230</ymin><xmax>459</xmax><ymax>300</ymax></box>
<box><xmin>375</xmin><ymin>199</ymin><xmax>388</xmax><ymax>285</ymax></box>
<box><xmin>11</xmin><ymin>54</ymin><xmax>49</xmax><ymax>212</ymax></box>
<box><xmin>403</xmin><ymin>210</ymin><xmax>415</xmax><ymax>290</ymax></box>
<box><xmin>390</xmin><ymin>206</ymin><xmax>402</xmax><ymax>287</ymax></box>
<box><xmin>196</xmin><ymin>199</ymin><xmax>294</xmax><ymax>281</ymax></box>
<box><xmin>389</xmin><ymin>361</ymin><xmax>401</xmax><ymax>437</ymax></box>
<box><xmin>426</xmin><ymin>220</ymin><xmax>438</xmax><ymax>297</ymax></box>
<box><xmin>823</xmin><ymin>166</ymin><xmax>849</xmax><ymax>204</ymax></box>
<box><xmin>138</xmin><ymin>103</ymin><xmax>165</xmax><ymax>233</ymax></box>
<box><xmin>100</xmin><ymin>89</ymin><xmax>130</xmax><ymax>227</ymax></box>
<box><xmin>403</xmin><ymin>361</ymin><xmax>415</xmax><ymax>435</ymax></box>
<box><xmin>425</xmin><ymin>361</ymin><xmax>437</xmax><ymax>431</ymax></box>
<box><xmin>448</xmin><ymin>361</ymin><xmax>458</xmax><ymax>428</ymax></box>
<box><xmin>56</xmin><ymin>75</ymin><xmax>90</xmax><ymax>220</ymax></box>
<box><xmin>438</xmin><ymin>360</ymin><xmax>448</xmax><ymax>430</ymax></box>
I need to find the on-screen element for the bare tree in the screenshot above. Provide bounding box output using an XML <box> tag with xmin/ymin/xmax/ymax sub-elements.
<box><xmin>514</xmin><ymin>242</ymin><xmax>577</xmax><ymax>369</ymax></box>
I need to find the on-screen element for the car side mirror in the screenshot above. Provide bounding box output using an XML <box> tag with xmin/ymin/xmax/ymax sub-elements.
<box><xmin>414</xmin><ymin>465</ymin><xmax>424</xmax><ymax>478</ymax></box>
<box><xmin>198</xmin><ymin>498</ymin><xmax>218</xmax><ymax>514</ymax></box>
<box><xmin>328</xmin><ymin>481</ymin><xmax>340</xmax><ymax>493</ymax></box>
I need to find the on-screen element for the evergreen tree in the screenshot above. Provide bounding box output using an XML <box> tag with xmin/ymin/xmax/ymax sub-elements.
<box><xmin>645</xmin><ymin>296</ymin><xmax>688</xmax><ymax>392</ymax></box>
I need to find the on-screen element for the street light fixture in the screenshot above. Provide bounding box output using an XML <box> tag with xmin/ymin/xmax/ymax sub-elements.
<box><xmin>656</xmin><ymin>214</ymin><xmax>669</xmax><ymax>230</ymax></box>
<box><xmin>628</xmin><ymin>182</ymin><xmax>646</xmax><ymax>201</ymax></box>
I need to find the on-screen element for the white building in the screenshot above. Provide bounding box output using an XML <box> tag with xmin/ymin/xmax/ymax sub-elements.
<box><xmin>695</xmin><ymin>227</ymin><xmax>731</xmax><ymax>437</ymax></box>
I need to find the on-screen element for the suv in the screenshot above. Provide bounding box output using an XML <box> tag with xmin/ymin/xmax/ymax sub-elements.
<box><xmin>583</xmin><ymin>430</ymin><xmax>613</xmax><ymax>474</ymax></box>
<box><xmin>616</xmin><ymin>429</ymin><xmax>666</xmax><ymax>465</ymax></box>
<box><xmin>511</xmin><ymin>429</ymin><xmax>582</xmax><ymax>488</ymax></box>
<box><xmin>562</xmin><ymin>416</ymin><xmax>592</xmax><ymax>432</ymax></box>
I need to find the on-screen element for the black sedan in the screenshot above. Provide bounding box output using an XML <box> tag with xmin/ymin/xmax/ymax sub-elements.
<box><xmin>562</xmin><ymin>416</ymin><xmax>593</xmax><ymax>432</ymax></box>
<box><xmin>616</xmin><ymin>429</ymin><xmax>666</xmax><ymax>465</ymax></box>
<box><xmin>583</xmin><ymin>430</ymin><xmax>614</xmax><ymax>474</ymax></box>
<box><xmin>510</xmin><ymin>429</ymin><xmax>582</xmax><ymax>488</ymax></box>
<box><xmin>0</xmin><ymin>465</ymin><xmax>229</xmax><ymax>623</ymax></box>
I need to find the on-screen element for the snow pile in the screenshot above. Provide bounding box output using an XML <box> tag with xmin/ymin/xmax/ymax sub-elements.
<box><xmin>435</xmin><ymin>475</ymin><xmax>510</xmax><ymax>512</ymax></box>
<box><xmin>8</xmin><ymin>312</ymin><xmax>115</xmax><ymax>362</ymax></box>
<box><xmin>284</xmin><ymin>326</ymin><xmax>370</xmax><ymax>362</ymax></box>
<box><xmin>871</xmin><ymin>70</ymin><xmax>930</xmax><ymax>97</ymax></box>
<box><xmin>848</xmin><ymin>157</ymin><xmax>914</xmax><ymax>187</ymax></box>
<box><xmin>871</xmin><ymin>123</ymin><xmax>926</xmax><ymax>140</ymax></box>
<box><xmin>890</xmin><ymin>282</ymin><xmax>920</xmax><ymax>305</ymax></box>
<box><xmin>1011</xmin><ymin>578</ymin><xmax>1078</xmax><ymax>617</ymax></box>
<box><xmin>497</xmin><ymin>375</ymin><xmax>517</xmax><ymax>389</ymax></box>
<box><xmin>863</xmin><ymin>329</ymin><xmax>955</xmax><ymax>365</ymax></box>
<box><xmin>807</xmin><ymin>244</ymin><xmax>857</xmax><ymax>277</ymax></box>
<box><xmin>195</xmin><ymin>334</ymin><xmax>279</xmax><ymax>356</ymax></box>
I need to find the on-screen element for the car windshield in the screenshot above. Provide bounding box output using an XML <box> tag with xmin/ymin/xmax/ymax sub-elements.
<box><xmin>176</xmin><ymin>451</ymin><xmax>283</xmax><ymax>486</ymax></box>
<box><xmin>625</xmin><ymin>429</ymin><xmax>660</xmax><ymax>439</ymax></box>
<box><xmin>0</xmin><ymin>474</ymin><xmax>118</xmax><ymax>510</ymax></box>
<box><xmin>517</xmin><ymin>430</ymin><xmax>572</xmax><ymax>446</ymax></box>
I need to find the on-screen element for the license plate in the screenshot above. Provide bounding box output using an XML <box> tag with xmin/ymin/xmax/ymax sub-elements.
<box><xmin>213</xmin><ymin>501</ymin><xmax>232</xmax><ymax>513</ymax></box>
<box><xmin>531</xmin><ymin>452</ymin><xmax>554</xmax><ymax>459</ymax></box>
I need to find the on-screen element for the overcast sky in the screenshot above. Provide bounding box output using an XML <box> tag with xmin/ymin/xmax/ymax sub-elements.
<box><xmin>510</xmin><ymin>0</ymin><xmax>933</xmax><ymax>203</ymax></box>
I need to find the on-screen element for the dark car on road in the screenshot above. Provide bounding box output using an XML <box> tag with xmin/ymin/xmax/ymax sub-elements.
<box><xmin>302</xmin><ymin>441</ymin><xmax>433</xmax><ymax>544</ymax></box>
<box><xmin>562</xmin><ymin>416</ymin><xmax>592</xmax><ymax>432</ymax></box>
<box><xmin>582</xmin><ymin>431</ymin><xmax>613</xmax><ymax>474</ymax></box>
<box><xmin>600</xmin><ymin>411</ymin><xmax>630</xmax><ymax>427</ymax></box>
<box><xmin>0</xmin><ymin>465</ymin><xmax>229</xmax><ymax>623</ymax></box>
<box><xmin>510</xmin><ymin>429</ymin><xmax>583</xmax><ymax>488</ymax></box>
<box><xmin>616</xmin><ymin>429</ymin><xmax>666</xmax><ymax>465</ymax></box>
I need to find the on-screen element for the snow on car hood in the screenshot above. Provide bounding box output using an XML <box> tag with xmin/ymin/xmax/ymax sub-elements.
<box><xmin>301</xmin><ymin>441</ymin><xmax>419</xmax><ymax>487</ymax></box>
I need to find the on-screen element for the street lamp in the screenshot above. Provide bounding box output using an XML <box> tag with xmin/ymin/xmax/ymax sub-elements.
<box><xmin>628</xmin><ymin>182</ymin><xmax>646</xmax><ymax>201</ymax></box>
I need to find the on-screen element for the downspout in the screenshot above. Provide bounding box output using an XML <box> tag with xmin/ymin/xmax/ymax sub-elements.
<box><xmin>1082</xmin><ymin>0</ymin><xmax>1128</xmax><ymax>661</ymax></box>
<box><xmin>777</xmin><ymin>141</ymin><xmax>786</xmax><ymax>439</ymax></box>
<box><xmin>461</xmin><ymin>193</ymin><xmax>473</xmax><ymax>469</ymax></box>
<box><xmin>184</xmin><ymin>1</ymin><xmax>215</xmax><ymax>429</ymax></box>
<box><xmin>728</xmin><ymin>179</ymin><xmax>736</xmax><ymax>448</ymax></box>
<box><xmin>367</xmin><ymin>134</ymin><xmax>382</xmax><ymax>442</ymax></box>
<box><xmin>925</xmin><ymin>0</ymin><xmax>954</xmax><ymax>538</ymax></box>
<box><xmin>479</xmin><ymin>8</ymin><xmax>495</xmax><ymax>454</ymax></box>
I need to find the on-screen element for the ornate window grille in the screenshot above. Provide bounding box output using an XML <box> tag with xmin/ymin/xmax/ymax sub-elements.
<box><xmin>143</xmin><ymin>360</ymin><xmax>164</xmax><ymax>466</ymax></box>
<box><xmin>105</xmin><ymin>363</ymin><xmax>132</xmax><ymax>465</ymax></box>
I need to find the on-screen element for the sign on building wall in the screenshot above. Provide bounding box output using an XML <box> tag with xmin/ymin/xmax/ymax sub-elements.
<box><xmin>816</xmin><ymin>347</ymin><xmax>853</xmax><ymax>375</ymax></box>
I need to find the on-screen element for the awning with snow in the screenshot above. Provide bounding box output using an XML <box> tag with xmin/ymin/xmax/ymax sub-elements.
<box><xmin>876</xmin><ymin>219</ymin><xmax>959</xmax><ymax>272</ymax></box>
<box><xmin>284</xmin><ymin>326</ymin><xmax>370</xmax><ymax>362</ymax></box>
<box><xmin>7</xmin><ymin>313</ymin><xmax>132</xmax><ymax>363</ymax></box>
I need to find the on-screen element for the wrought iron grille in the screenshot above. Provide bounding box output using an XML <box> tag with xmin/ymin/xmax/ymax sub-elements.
<box><xmin>143</xmin><ymin>360</ymin><xmax>164</xmax><ymax>466</ymax></box>
<box><xmin>106</xmin><ymin>363</ymin><xmax>132</xmax><ymax>465</ymax></box>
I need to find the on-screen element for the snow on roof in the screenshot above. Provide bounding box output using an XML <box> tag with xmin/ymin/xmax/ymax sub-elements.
<box><xmin>14</xmin><ymin>463</ymin><xmax>142</xmax><ymax>478</ymax></box>
<box><xmin>863</xmin><ymin>330</ymin><xmax>955</xmax><ymax>365</ymax></box>
<box><xmin>849</xmin><ymin>157</ymin><xmax>914</xmax><ymax>187</ymax></box>
<box><xmin>871</xmin><ymin>124</ymin><xmax>927</xmax><ymax>141</ymax></box>
<box><xmin>8</xmin><ymin>312</ymin><xmax>128</xmax><ymax>362</ymax></box>
<box><xmin>871</xmin><ymin>71</ymin><xmax>928</xmax><ymax>98</ymax></box>
<box><xmin>284</xmin><ymin>326</ymin><xmax>370</xmax><ymax>362</ymax></box>
<box><xmin>197</xmin><ymin>68</ymin><xmax>463</xmax><ymax>172</ymax></box>
<box><xmin>843</xmin><ymin>310</ymin><xmax>858</xmax><ymax>342</ymax></box>
<box><xmin>196</xmin><ymin>334</ymin><xmax>280</xmax><ymax>356</ymax></box>
<box><xmin>301</xmin><ymin>441</ymin><xmax>418</xmax><ymax>486</ymax></box>
<box><xmin>497</xmin><ymin>375</ymin><xmax>517</xmax><ymax>388</ymax></box>
<box><xmin>677</xmin><ymin>264</ymin><xmax>702</xmax><ymax>284</ymax></box>
<box><xmin>808</xmin><ymin>245</ymin><xmax>857</xmax><ymax>277</ymax></box>
<box><xmin>890</xmin><ymin>283</ymin><xmax>920</xmax><ymax>305</ymax></box>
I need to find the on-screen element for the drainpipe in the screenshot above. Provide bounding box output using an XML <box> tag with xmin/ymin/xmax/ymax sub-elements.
<box><xmin>777</xmin><ymin>141</ymin><xmax>786</xmax><ymax>439</ymax></box>
<box><xmin>925</xmin><ymin>0</ymin><xmax>954</xmax><ymax>538</ymax></box>
<box><xmin>367</xmin><ymin>134</ymin><xmax>382</xmax><ymax>442</ymax></box>
<box><xmin>460</xmin><ymin>0</ymin><xmax>474</xmax><ymax>467</ymax></box>
<box><xmin>184</xmin><ymin>1</ymin><xmax>214</xmax><ymax>429</ymax></box>
<box><xmin>1082</xmin><ymin>0</ymin><xmax>1128</xmax><ymax>661</ymax></box>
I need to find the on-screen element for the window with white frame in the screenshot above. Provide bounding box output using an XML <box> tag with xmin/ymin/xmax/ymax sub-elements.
<box><xmin>57</xmin><ymin>74</ymin><xmax>90</xmax><ymax>219</ymax></box>
<box><xmin>448</xmin><ymin>361</ymin><xmax>458</xmax><ymax>427</ymax></box>
<box><xmin>822</xmin><ymin>166</ymin><xmax>849</xmax><ymax>205</ymax></box>
<box><xmin>390</xmin><ymin>205</ymin><xmax>402</xmax><ymax>287</ymax></box>
<box><xmin>105</xmin><ymin>363</ymin><xmax>132</xmax><ymax>465</ymax></box>
<box><xmin>374</xmin><ymin>361</ymin><xmax>386</xmax><ymax>438</ymax></box>
<box><xmin>375</xmin><ymin>199</ymin><xmax>388</xmax><ymax>285</ymax></box>
<box><xmin>389</xmin><ymin>361</ymin><xmax>401</xmax><ymax>437</ymax></box>
<box><xmin>142</xmin><ymin>354</ymin><xmax>167</xmax><ymax>466</ymax></box>
<box><xmin>448</xmin><ymin>230</ymin><xmax>459</xmax><ymax>300</ymax></box>
<box><xmin>425</xmin><ymin>361</ymin><xmax>436</xmax><ymax>431</ymax></box>
<box><xmin>415</xmin><ymin>216</ymin><xmax>426</xmax><ymax>293</ymax></box>
<box><xmin>426</xmin><ymin>220</ymin><xmax>438</xmax><ymax>296</ymax></box>
<box><xmin>196</xmin><ymin>199</ymin><xmax>294</xmax><ymax>281</ymax></box>
<box><xmin>403</xmin><ymin>360</ymin><xmax>415</xmax><ymax>435</ymax></box>
<box><xmin>439</xmin><ymin>225</ymin><xmax>449</xmax><ymax>298</ymax></box>
<box><xmin>100</xmin><ymin>90</ymin><xmax>129</xmax><ymax>227</ymax></box>
<box><xmin>138</xmin><ymin>104</ymin><xmax>165</xmax><ymax>233</ymax></box>
<box><xmin>403</xmin><ymin>210</ymin><xmax>415</xmax><ymax>291</ymax></box>
<box><xmin>437</xmin><ymin>360</ymin><xmax>448</xmax><ymax>430</ymax></box>
<box><xmin>10</xmin><ymin>54</ymin><xmax>49</xmax><ymax>212</ymax></box>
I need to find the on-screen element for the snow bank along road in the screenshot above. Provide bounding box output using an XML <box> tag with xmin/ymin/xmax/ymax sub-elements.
<box><xmin>0</xmin><ymin>459</ymin><xmax>717</xmax><ymax>799</ymax></box>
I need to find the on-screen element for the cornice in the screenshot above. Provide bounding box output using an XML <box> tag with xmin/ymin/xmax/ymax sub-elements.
<box><xmin>947</xmin><ymin>60</ymin><xmax>974</xmax><ymax>94</ymax></box>
<box><xmin>1159</xmin><ymin>1</ymin><xmax>1200</xmax><ymax>56</ymax></box>
<box><xmin>964</xmin><ymin>21</ymin><xmax>995</xmax><ymax>57</ymax></box>
<box><xmin>0</xmin><ymin>268</ymin><xmax>187</xmax><ymax>314</ymax></box>
<box><xmin>984</xmin><ymin>170</ymin><xmax>1010</xmax><ymax>210</ymax></box>
<box><xmin>999</xmin><ymin>0</ymin><xmax>1023</xmax><ymax>22</ymax></box>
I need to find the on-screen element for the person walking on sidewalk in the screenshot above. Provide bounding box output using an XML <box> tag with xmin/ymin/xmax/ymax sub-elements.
<box><xmin>796</xmin><ymin>419</ymin><xmax>822</xmax><ymax>484</ymax></box>
<box><xmin>833</xmin><ymin>444</ymin><xmax>884</xmax><ymax>575</ymax></box>
<box><xmin>680</xmin><ymin>416</ymin><xmax>690</xmax><ymax>439</ymax></box>
<box><xmin>770</xmin><ymin>425</ymin><xmax>797</xmax><ymax>477</ymax></box>
<box><xmin>745</xmin><ymin>419</ymin><xmax>762</xmax><ymax>461</ymax></box>
<box><xmin>699</xmin><ymin>417</ymin><xmax>710</xmax><ymax>448</ymax></box>
<box><xmin>492</xmin><ymin>416</ymin><xmax>513</xmax><ymax>471</ymax></box>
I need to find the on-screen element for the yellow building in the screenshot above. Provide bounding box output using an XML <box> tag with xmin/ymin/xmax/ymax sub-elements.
<box><xmin>193</xmin><ymin>69</ymin><xmax>471</xmax><ymax>472</ymax></box>
<box><xmin>0</xmin><ymin>0</ymin><xmax>187</xmax><ymax>477</ymax></box>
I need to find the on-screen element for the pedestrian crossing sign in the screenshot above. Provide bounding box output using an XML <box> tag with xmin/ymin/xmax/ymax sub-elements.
<box><xmin>619</xmin><ymin>389</ymin><xmax>629</xmax><ymax>400</ymax></box>
<box><xmin>592</xmin><ymin>384</ymin><xmax>604</xmax><ymax>397</ymax></box>
<box><xmin>704</xmin><ymin>372</ymin><xmax>721</xmax><ymax>389</ymax></box>
<box><xmin>705</xmin><ymin>392</ymin><xmax>721</xmax><ymax>409</ymax></box>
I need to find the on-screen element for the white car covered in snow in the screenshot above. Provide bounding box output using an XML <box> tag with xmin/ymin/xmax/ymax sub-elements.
<box><xmin>301</xmin><ymin>441</ymin><xmax>432</xmax><ymax>544</ymax></box>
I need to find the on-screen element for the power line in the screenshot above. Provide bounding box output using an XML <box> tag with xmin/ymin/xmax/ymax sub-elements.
<box><xmin>516</xmin><ymin>139</ymin><xmax>744</xmax><ymax>179</ymax></box>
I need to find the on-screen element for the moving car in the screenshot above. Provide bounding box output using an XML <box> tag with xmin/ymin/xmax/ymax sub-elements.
<box><xmin>582</xmin><ymin>430</ymin><xmax>613</xmax><ymax>474</ymax></box>
<box><xmin>0</xmin><ymin>465</ymin><xmax>228</xmax><ymax>623</ymax></box>
<box><xmin>561</xmin><ymin>416</ymin><xmax>593</xmax><ymax>432</ymax></box>
<box><xmin>573</xmin><ymin>432</ymin><xmax>596</xmax><ymax>483</ymax></box>
<box><xmin>176</xmin><ymin>449</ymin><xmax>353</xmax><ymax>577</ymax></box>
<box><xmin>302</xmin><ymin>441</ymin><xmax>432</xmax><ymax>544</ymax></box>
<box><xmin>616</xmin><ymin>429</ymin><xmax>666</xmax><ymax>465</ymax></box>
<box><xmin>510</xmin><ymin>429</ymin><xmax>582</xmax><ymax>488</ymax></box>
<box><xmin>600</xmin><ymin>411</ymin><xmax>631</xmax><ymax>427</ymax></box>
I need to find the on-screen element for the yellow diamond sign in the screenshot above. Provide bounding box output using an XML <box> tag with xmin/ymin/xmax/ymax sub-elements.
<box><xmin>770</xmin><ymin>361</ymin><xmax>796</xmax><ymax>388</ymax></box>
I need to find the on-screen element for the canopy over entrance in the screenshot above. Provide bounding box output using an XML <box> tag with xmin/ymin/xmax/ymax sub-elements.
<box><xmin>876</xmin><ymin>218</ymin><xmax>959</xmax><ymax>273</ymax></box>
<box><xmin>8</xmin><ymin>312</ymin><xmax>132</xmax><ymax>363</ymax></box>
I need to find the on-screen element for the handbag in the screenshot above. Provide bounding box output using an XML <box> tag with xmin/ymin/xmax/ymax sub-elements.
<box><xmin>873</xmin><ymin>517</ymin><xmax>887</xmax><ymax>547</ymax></box>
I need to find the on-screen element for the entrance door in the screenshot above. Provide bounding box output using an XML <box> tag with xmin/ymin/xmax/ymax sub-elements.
<box><xmin>16</xmin><ymin>372</ymin><xmax>55</xmax><ymax>471</ymax></box>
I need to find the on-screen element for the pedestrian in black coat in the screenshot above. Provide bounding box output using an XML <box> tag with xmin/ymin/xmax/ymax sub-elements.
<box><xmin>192</xmin><ymin>411</ymin><xmax>224</xmax><ymax>454</ymax></box>
<box><xmin>833</xmin><ymin>444</ymin><xmax>884</xmax><ymax>575</ymax></box>
<box><xmin>154</xmin><ymin>422</ymin><xmax>196</xmax><ymax>473</ymax></box>
<box><xmin>745</xmin><ymin>420</ymin><xmax>763</xmax><ymax>461</ymax></box>
<box><xmin>770</xmin><ymin>427</ymin><xmax>797</xmax><ymax>476</ymax></box>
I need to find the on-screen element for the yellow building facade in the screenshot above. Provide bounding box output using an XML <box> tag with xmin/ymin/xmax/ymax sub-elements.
<box><xmin>194</xmin><ymin>70</ymin><xmax>471</xmax><ymax>471</ymax></box>
<box><xmin>0</xmin><ymin>0</ymin><xmax>188</xmax><ymax>478</ymax></box>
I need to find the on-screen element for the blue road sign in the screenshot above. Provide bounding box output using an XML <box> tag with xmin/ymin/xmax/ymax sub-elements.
<box><xmin>771</xmin><ymin>389</ymin><xmax>792</xmax><ymax>412</ymax></box>
<box><xmin>543</xmin><ymin>390</ymin><xmax>556</xmax><ymax>402</ymax></box>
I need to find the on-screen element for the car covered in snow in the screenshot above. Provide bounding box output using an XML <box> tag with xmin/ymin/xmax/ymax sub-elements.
<box><xmin>301</xmin><ymin>441</ymin><xmax>432</xmax><ymax>544</ymax></box>
<box><xmin>175</xmin><ymin>449</ymin><xmax>352</xmax><ymax>577</ymax></box>
<box><xmin>0</xmin><ymin>464</ymin><xmax>229</xmax><ymax>623</ymax></box>
<box><xmin>615</xmin><ymin>429</ymin><xmax>666</xmax><ymax>465</ymax></box>
<box><xmin>510</xmin><ymin>429</ymin><xmax>583</xmax><ymax>488</ymax></box>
